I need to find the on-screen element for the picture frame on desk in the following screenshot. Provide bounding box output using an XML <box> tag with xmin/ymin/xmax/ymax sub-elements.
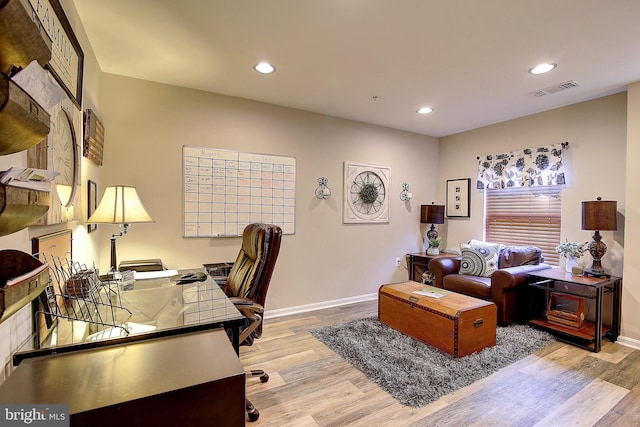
<box><xmin>446</xmin><ymin>178</ymin><xmax>470</xmax><ymax>218</ymax></box>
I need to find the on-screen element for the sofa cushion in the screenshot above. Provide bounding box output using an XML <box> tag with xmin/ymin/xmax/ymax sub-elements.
<box><xmin>498</xmin><ymin>246</ymin><xmax>542</xmax><ymax>269</ymax></box>
<box><xmin>459</xmin><ymin>242</ymin><xmax>500</xmax><ymax>277</ymax></box>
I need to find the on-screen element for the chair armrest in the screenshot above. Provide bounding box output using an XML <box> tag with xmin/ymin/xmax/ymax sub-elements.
<box><xmin>228</xmin><ymin>297</ymin><xmax>264</xmax><ymax>320</ymax></box>
<box><xmin>492</xmin><ymin>263</ymin><xmax>552</xmax><ymax>292</ymax></box>
<box><xmin>490</xmin><ymin>263</ymin><xmax>551</xmax><ymax>325</ymax></box>
<box><xmin>428</xmin><ymin>257</ymin><xmax>461</xmax><ymax>288</ymax></box>
<box><xmin>227</xmin><ymin>297</ymin><xmax>265</xmax><ymax>344</ymax></box>
<box><xmin>229</xmin><ymin>296</ymin><xmax>263</xmax><ymax>310</ymax></box>
<box><xmin>228</xmin><ymin>296</ymin><xmax>254</xmax><ymax>306</ymax></box>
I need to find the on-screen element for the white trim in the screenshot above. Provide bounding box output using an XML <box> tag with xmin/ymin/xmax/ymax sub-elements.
<box><xmin>615</xmin><ymin>335</ymin><xmax>640</xmax><ymax>351</ymax></box>
<box><xmin>264</xmin><ymin>293</ymin><xmax>378</xmax><ymax>319</ymax></box>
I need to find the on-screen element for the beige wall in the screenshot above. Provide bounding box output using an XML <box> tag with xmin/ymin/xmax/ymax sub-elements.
<box><xmin>96</xmin><ymin>74</ymin><xmax>439</xmax><ymax>311</ymax></box>
<box><xmin>439</xmin><ymin>92</ymin><xmax>635</xmax><ymax>341</ymax></box>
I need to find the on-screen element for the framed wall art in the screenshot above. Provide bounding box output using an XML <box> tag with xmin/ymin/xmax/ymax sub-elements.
<box><xmin>446</xmin><ymin>178</ymin><xmax>471</xmax><ymax>218</ymax></box>
<box><xmin>87</xmin><ymin>180</ymin><xmax>97</xmax><ymax>233</ymax></box>
<box><xmin>28</xmin><ymin>0</ymin><xmax>85</xmax><ymax>107</ymax></box>
<box><xmin>343</xmin><ymin>161</ymin><xmax>390</xmax><ymax>223</ymax></box>
<box><xmin>83</xmin><ymin>109</ymin><xmax>104</xmax><ymax>166</ymax></box>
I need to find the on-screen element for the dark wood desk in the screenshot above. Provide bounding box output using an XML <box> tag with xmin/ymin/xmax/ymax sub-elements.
<box><xmin>406</xmin><ymin>252</ymin><xmax>460</xmax><ymax>282</ymax></box>
<box><xmin>0</xmin><ymin>329</ymin><xmax>245</xmax><ymax>426</ymax></box>
<box><xmin>14</xmin><ymin>273</ymin><xmax>246</xmax><ymax>365</ymax></box>
<box><xmin>527</xmin><ymin>268</ymin><xmax>622</xmax><ymax>353</ymax></box>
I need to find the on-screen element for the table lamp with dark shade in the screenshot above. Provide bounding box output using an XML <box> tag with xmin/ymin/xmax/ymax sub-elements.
<box><xmin>421</xmin><ymin>203</ymin><xmax>445</xmax><ymax>242</ymax></box>
<box><xmin>581</xmin><ymin>196</ymin><xmax>617</xmax><ymax>277</ymax></box>
<box><xmin>88</xmin><ymin>185</ymin><xmax>155</xmax><ymax>271</ymax></box>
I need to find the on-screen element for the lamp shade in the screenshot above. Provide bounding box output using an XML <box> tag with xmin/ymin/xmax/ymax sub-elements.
<box><xmin>581</xmin><ymin>198</ymin><xmax>617</xmax><ymax>231</ymax></box>
<box><xmin>88</xmin><ymin>185</ymin><xmax>154</xmax><ymax>224</ymax></box>
<box><xmin>421</xmin><ymin>204</ymin><xmax>445</xmax><ymax>224</ymax></box>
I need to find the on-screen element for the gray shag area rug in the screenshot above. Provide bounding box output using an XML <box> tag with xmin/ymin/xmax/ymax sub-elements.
<box><xmin>311</xmin><ymin>316</ymin><xmax>555</xmax><ymax>408</ymax></box>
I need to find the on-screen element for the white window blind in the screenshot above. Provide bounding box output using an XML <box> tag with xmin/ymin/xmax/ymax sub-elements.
<box><xmin>485</xmin><ymin>186</ymin><xmax>561</xmax><ymax>266</ymax></box>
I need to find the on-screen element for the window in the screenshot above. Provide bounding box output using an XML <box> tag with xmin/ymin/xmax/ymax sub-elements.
<box><xmin>484</xmin><ymin>186</ymin><xmax>561</xmax><ymax>265</ymax></box>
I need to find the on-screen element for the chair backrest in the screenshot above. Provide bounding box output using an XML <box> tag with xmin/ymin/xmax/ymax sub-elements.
<box><xmin>225</xmin><ymin>223</ymin><xmax>282</xmax><ymax>307</ymax></box>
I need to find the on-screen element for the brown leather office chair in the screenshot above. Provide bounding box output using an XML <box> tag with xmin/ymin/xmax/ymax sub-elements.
<box><xmin>224</xmin><ymin>223</ymin><xmax>282</xmax><ymax>422</ymax></box>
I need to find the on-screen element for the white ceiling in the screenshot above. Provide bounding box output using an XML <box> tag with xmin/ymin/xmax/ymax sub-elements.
<box><xmin>72</xmin><ymin>0</ymin><xmax>640</xmax><ymax>137</ymax></box>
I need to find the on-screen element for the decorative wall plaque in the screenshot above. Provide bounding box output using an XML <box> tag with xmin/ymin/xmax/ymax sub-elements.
<box><xmin>28</xmin><ymin>0</ymin><xmax>84</xmax><ymax>107</ymax></box>
<box><xmin>343</xmin><ymin>161</ymin><xmax>390</xmax><ymax>223</ymax></box>
<box><xmin>83</xmin><ymin>109</ymin><xmax>104</xmax><ymax>166</ymax></box>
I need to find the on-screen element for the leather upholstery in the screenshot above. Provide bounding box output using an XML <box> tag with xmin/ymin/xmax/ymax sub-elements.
<box><xmin>226</xmin><ymin>223</ymin><xmax>267</xmax><ymax>300</ymax></box>
<box><xmin>429</xmin><ymin>245</ymin><xmax>550</xmax><ymax>325</ymax></box>
<box><xmin>498</xmin><ymin>246</ymin><xmax>542</xmax><ymax>268</ymax></box>
<box><xmin>225</xmin><ymin>223</ymin><xmax>282</xmax><ymax>344</ymax></box>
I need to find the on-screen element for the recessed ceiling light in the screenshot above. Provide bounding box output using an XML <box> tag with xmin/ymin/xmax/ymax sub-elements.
<box><xmin>529</xmin><ymin>63</ymin><xmax>557</xmax><ymax>75</ymax></box>
<box><xmin>254</xmin><ymin>62</ymin><xmax>276</xmax><ymax>74</ymax></box>
<box><xmin>417</xmin><ymin>107</ymin><xmax>433</xmax><ymax>115</ymax></box>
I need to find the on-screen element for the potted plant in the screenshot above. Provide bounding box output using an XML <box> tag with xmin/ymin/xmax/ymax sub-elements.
<box><xmin>555</xmin><ymin>240</ymin><xmax>587</xmax><ymax>273</ymax></box>
<box><xmin>427</xmin><ymin>238</ymin><xmax>441</xmax><ymax>256</ymax></box>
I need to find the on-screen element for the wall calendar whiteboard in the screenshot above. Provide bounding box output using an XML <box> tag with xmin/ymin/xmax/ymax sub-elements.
<box><xmin>183</xmin><ymin>146</ymin><xmax>296</xmax><ymax>237</ymax></box>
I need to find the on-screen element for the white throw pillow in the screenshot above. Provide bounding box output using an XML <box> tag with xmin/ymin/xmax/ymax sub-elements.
<box><xmin>459</xmin><ymin>241</ymin><xmax>501</xmax><ymax>277</ymax></box>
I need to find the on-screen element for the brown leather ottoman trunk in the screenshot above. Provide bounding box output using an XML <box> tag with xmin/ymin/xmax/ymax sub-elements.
<box><xmin>379</xmin><ymin>281</ymin><xmax>497</xmax><ymax>357</ymax></box>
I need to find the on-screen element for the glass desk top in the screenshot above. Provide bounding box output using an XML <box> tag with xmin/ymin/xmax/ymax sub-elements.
<box><xmin>13</xmin><ymin>272</ymin><xmax>245</xmax><ymax>365</ymax></box>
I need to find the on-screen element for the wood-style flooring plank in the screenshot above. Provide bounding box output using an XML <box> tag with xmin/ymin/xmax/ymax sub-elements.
<box><xmin>533</xmin><ymin>378</ymin><xmax>628</xmax><ymax>427</ymax></box>
<box><xmin>243</xmin><ymin>300</ymin><xmax>639</xmax><ymax>426</ymax></box>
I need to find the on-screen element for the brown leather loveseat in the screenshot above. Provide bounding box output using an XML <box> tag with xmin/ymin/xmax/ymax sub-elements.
<box><xmin>428</xmin><ymin>241</ymin><xmax>550</xmax><ymax>325</ymax></box>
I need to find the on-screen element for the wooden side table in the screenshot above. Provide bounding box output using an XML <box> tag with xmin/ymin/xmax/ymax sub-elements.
<box><xmin>527</xmin><ymin>268</ymin><xmax>621</xmax><ymax>353</ymax></box>
<box><xmin>406</xmin><ymin>252</ymin><xmax>459</xmax><ymax>282</ymax></box>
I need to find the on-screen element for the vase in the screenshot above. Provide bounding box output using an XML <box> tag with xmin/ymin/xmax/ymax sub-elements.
<box><xmin>565</xmin><ymin>256</ymin><xmax>578</xmax><ymax>273</ymax></box>
<box><xmin>426</xmin><ymin>247</ymin><xmax>440</xmax><ymax>256</ymax></box>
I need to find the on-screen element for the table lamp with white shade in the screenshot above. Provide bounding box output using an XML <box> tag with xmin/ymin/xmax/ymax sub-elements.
<box><xmin>88</xmin><ymin>185</ymin><xmax>154</xmax><ymax>272</ymax></box>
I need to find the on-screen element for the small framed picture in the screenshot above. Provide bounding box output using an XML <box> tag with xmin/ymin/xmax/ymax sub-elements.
<box><xmin>87</xmin><ymin>180</ymin><xmax>97</xmax><ymax>233</ymax></box>
<box><xmin>446</xmin><ymin>178</ymin><xmax>470</xmax><ymax>218</ymax></box>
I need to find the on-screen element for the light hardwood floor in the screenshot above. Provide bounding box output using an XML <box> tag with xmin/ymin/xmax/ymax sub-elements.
<box><xmin>242</xmin><ymin>300</ymin><xmax>640</xmax><ymax>427</ymax></box>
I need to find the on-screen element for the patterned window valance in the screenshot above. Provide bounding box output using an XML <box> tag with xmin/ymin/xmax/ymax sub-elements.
<box><xmin>476</xmin><ymin>142</ymin><xmax>568</xmax><ymax>190</ymax></box>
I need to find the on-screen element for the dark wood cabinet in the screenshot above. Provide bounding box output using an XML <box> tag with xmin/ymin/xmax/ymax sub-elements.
<box><xmin>1</xmin><ymin>329</ymin><xmax>246</xmax><ymax>426</ymax></box>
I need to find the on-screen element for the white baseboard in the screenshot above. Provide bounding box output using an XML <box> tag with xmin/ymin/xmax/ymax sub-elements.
<box><xmin>264</xmin><ymin>293</ymin><xmax>378</xmax><ymax>319</ymax></box>
<box><xmin>615</xmin><ymin>335</ymin><xmax>640</xmax><ymax>351</ymax></box>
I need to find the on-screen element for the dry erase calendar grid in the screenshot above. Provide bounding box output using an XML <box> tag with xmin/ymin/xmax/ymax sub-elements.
<box><xmin>183</xmin><ymin>146</ymin><xmax>296</xmax><ymax>237</ymax></box>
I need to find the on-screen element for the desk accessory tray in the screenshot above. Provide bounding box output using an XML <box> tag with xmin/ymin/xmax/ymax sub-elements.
<box><xmin>37</xmin><ymin>256</ymin><xmax>132</xmax><ymax>336</ymax></box>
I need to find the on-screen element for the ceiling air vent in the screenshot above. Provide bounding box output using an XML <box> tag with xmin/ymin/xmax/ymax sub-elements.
<box><xmin>530</xmin><ymin>80</ymin><xmax>581</xmax><ymax>97</ymax></box>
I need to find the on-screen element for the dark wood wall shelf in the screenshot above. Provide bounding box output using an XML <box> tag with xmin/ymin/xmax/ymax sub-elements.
<box><xmin>0</xmin><ymin>0</ymin><xmax>52</xmax><ymax>75</ymax></box>
<box><xmin>0</xmin><ymin>183</ymin><xmax>50</xmax><ymax>237</ymax></box>
<box><xmin>0</xmin><ymin>249</ymin><xmax>49</xmax><ymax>324</ymax></box>
<box><xmin>0</xmin><ymin>0</ymin><xmax>53</xmax><ymax>154</ymax></box>
<box><xmin>0</xmin><ymin>0</ymin><xmax>55</xmax><ymax>235</ymax></box>
<box><xmin>0</xmin><ymin>72</ymin><xmax>50</xmax><ymax>155</ymax></box>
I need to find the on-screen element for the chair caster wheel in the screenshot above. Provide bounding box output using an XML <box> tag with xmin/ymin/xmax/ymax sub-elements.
<box><xmin>260</xmin><ymin>373</ymin><xmax>269</xmax><ymax>383</ymax></box>
<box><xmin>248</xmin><ymin>408</ymin><xmax>260</xmax><ymax>422</ymax></box>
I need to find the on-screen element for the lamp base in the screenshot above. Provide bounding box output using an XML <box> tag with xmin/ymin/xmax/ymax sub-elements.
<box><xmin>585</xmin><ymin>230</ymin><xmax>610</xmax><ymax>278</ymax></box>
<box><xmin>426</xmin><ymin>224</ymin><xmax>438</xmax><ymax>241</ymax></box>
